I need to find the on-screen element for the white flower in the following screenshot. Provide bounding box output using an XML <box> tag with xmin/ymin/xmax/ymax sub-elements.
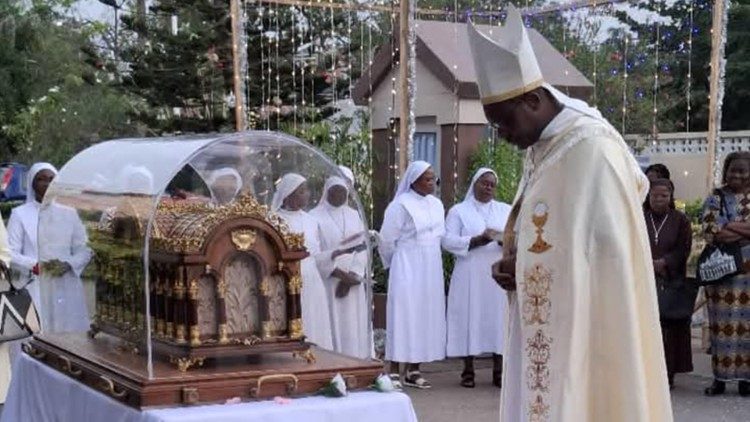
<box><xmin>319</xmin><ymin>373</ymin><xmax>348</xmax><ymax>397</ymax></box>
<box><xmin>48</xmin><ymin>86</ymin><xmax>60</xmax><ymax>93</ymax></box>
<box><xmin>372</xmin><ymin>373</ymin><xmax>399</xmax><ymax>392</ymax></box>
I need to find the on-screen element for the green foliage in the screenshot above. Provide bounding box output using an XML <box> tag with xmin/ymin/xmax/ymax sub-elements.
<box><xmin>0</xmin><ymin>200</ymin><xmax>22</xmax><ymax>222</ymax></box>
<box><xmin>0</xmin><ymin>1</ymin><xmax>137</xmax><ymax>165</ymax></box>
<box><xmin>468</xmin><ymin>138</ymin><xmax>524</xmax><ymax>204</ymax></box>
<box><xmin>683</xmin><ymin>198</ymin><xmax>705</xmax><ymax>224</ymax></box>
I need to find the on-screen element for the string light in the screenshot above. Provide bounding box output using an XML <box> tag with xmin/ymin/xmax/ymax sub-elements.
<box><xmin>275</xmin><ymin>2</ymin><xmax>281</xmax><ymax>129</ymax></box>
<box><xmin>621</xmin><ymin>34</ymin><xmax>629</xmax><ymax>134</ymax></box>
<box><xmin>259</xmin><ymin>6</ymin><xmax>267</xmax><ymax>130</ymax></box>
<box><xmin>652</xmin><ymin>2</ymin><xmax>661</xmax><ymax>140</ymax></box>
<box><xmin>367</xmin><ymin>13</ymin><xmax>374</xmax><ymax>226</ymax></box>
<box><xmin>452</xmin><ymin>0</ymin><xmax>459</xmax><ymax>200</ymax></box>
<box><xmin>686</xmin><ymin>0</ymin><xmax>694</xmax><ymax>132</ymax></box>
<box><xmin>292</xmin><ymin>5</ymin><xmax>298</xmax><ymax>132</ymax></box>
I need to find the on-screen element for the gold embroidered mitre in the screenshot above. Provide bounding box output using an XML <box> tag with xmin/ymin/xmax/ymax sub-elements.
<box><xmin>467</xmin><ymin>5</ymin><xmax>544</xmax><ymax>105</ymax></box>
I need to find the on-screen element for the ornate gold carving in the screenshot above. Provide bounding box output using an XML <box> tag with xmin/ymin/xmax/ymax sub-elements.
<box><xmin>189</xmin><ymin>325</ymin><xmax>201</xmax><ymax>346</ymax></box>
<box><xmin>156</xmin><ymin>319</ymin><xmax>165</xmax><ymax>337</ymax></box>
<box><xmin>175</xmin><ymin>324</ymin><xmax>187</xmax><ymax>344</ymax></box>
<box><xmin>262</xmin><ymin>321</ymin><xmax>273</xmax><ymax>339</ymax></box>
<box><xmin>174</xmin><ymin>280</ymin><xmax>186</xmax><ymax>300</ymax></box>
<box><xmin>151</xmin><ymin>193</ymin><xmax>305</xmax><ymax>253</ymax></box>
<box><xmin>188</xmin><ymin>278</ymin><xmax>199</xmax><ymax>301</ymax></box>
<box><xmin>166</xmin><ymin>321</ymin><xmax>174</xmax><ymax>339</ymax></box>
<box><xmin>170</xmin><ymin>356</ymin><xmax>205</xmax><ymax>373</ymax></box>
<box><xmin>218</xmin><ymin>323</ymin><xmax>229</xmax><ymax>344</ymax></box>
<box><xmin>182</xmin><ymin>387</ymin><xmax>199</xmax><ymax>404</ymax></box>
<box><xmin>293</xmin><ymin>349</ymin><xmax>316</xmax><ymax>364</ymax></box>
<box><xmin>242</xmin><ymin>335</ymin><xmax>262</xmax><ymax>346</ymax></box>
<box><xmin>231</xmin><ymin>229</ymin><xmax>257</xmax><ymax>251</ymax></box>
<box><xmin>288</xmin><ymin>275</ymin><xmax>302</xmax><ymax>295</ymax></box>
<box><xmin>529</xmin><ymin>203</ymin><xmax>552</xmax><ymax>254</ymax></box>
<box><xmin>289</xmin><ymin>318</ymin><xmax>303</xmax><ymax>339</ymax></box>
<box><xmin>260</xmin><ymin>278</ymin><xmax>271</xmax><ymax>296</ymax></box>
<box><xmin>216</xmin><ymin>278</ymin><xmax>227</xmax><ymax>298</ymax></box>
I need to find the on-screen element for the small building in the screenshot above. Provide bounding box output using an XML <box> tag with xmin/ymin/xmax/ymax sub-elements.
<box><xmin>352</xmin><ymin>20</ymin><xmax>593</xmax><ymax>225</ymax></box>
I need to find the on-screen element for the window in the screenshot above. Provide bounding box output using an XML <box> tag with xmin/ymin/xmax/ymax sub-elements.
<box><xmin>413</xmin><ymin>132</ymin><xmax>439</xmax><ymax>173</ymax></box>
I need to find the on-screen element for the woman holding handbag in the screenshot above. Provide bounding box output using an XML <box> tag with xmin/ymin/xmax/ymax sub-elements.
<box><xmin>644</xmin><ymin>178</ymin><xmax>694</xmax><ymax>389</ymax></box>
<box><xmin>701</xmin><ymin>151</ymin><xmax>750</xmax><ymax>396</ymax></box>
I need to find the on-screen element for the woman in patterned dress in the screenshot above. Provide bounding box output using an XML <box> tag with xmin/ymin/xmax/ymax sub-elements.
<box><xmin>701</xmin><ymin>151</ymin><xmax>750</xmax><ymax>397</ymax></box>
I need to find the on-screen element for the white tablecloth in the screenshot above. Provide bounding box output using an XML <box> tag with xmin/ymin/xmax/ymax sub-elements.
<box><xmin>1</xmin><ymin>354</ymin><xmax>418</xmax><ymax>422</ymax></box>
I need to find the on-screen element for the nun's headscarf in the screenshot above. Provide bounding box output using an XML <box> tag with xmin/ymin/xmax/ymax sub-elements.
<box><xmin>317</xmin><ymin>176</ymin><xmax>349</xmax><ymax>209</ymax></box>
<box><xmin>464</xmin><ymin>167</ymin><xmax>497</xmax><ymax>204</ymax></box>
<box><xmin>207</xmin><ymin>167</ymin><xmax>242</xmax><ymax>202</ymax></box>
<box><xmin>26</xmin><ymin>162</ymin><xmax>58</xmax><ymax>203</ymax></box>
<box><xmin>271</xmin><ymin>173</ymin><xmax>307</xmax><ymax>212</ymax></box>
<box><xmin>393</xmin><ymin>161</ymin><xmax>431</xmax><ymax>198</ymax></box>
<box><xmin>119</xmin><ymin>165</ymin><xmax>154</xmax><ymax>195</ymax></box>
<box><xmin>338</xmin><ymin>165</ymin><xmax>355</xmax><ymax>185</ymax></box>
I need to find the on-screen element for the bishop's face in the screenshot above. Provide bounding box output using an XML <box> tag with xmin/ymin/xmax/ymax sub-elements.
<box><xmin>483</xmin><ymin>92</ymin><xmax>547</xmax><ymax>150</ymax></box>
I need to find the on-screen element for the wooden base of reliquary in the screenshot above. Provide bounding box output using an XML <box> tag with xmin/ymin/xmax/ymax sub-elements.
<box><xmin>24</xmin><ymin>332</ymin><xmax>384</xmax><ymax>409</ymax></box>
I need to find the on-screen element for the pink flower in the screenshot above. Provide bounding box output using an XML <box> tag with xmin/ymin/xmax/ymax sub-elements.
<box><xmin>274</xmin><ymin>396</ymin><xmax>292</xmax><ymax>405</ymax></box>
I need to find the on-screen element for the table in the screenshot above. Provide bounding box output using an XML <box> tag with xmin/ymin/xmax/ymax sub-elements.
<box><xmin>1</xmin><ymin>354</ymin><xmax>418</xmax><ymax>422</ymax></box>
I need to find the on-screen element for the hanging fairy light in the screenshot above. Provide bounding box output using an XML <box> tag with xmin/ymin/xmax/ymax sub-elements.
<box><xmin>300</xmin><ymin>5</ymin><xmax>307</xmax><ymax>132</ymax></box>
<box><xmin>367</xmin><ymin>13</ymin><xmax>374</xmax><ymax>226</ymax></box>
<box><xmin>621</xmin><ymin>34</ymin><xmax>629</xmax><ymax>134</ymax></box>
<box><xmin>686</xmin><ymin>0</ymin><xmax>694</xmax><ymax>132</ymax></box>
<box><xmin>389</xmin><ymin>6</ymin><xmax>398</xmax><ymax>180</ymax></box>
<box><xmin>274</xmin><ymin>2</ymin><xmax>281</xmax><ymax>129</ymax></box>
<box><xmin>452</xmin><ymin>0</ymin><xmax>459</xmax><ymax>201</ymax></box>
<box><xmin>292</xmin><ymin>5</ymin><xmax>298</xmax><ymax>132</ymax></box>
<box><xmin>652</xmin><ymin>2</ymin><xmax>661</xmax><ymax>140</ymax></box>
<box><xmin>259</xmin><ymin>6</ymin><xmax>267</xmax><ymax>130</ymax></box>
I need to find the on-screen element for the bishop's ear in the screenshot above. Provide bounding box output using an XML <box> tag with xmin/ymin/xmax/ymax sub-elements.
<box><xmin>519</xmin><ymin>90</ymin><xmax>543</xmax><ymax>112</ymax></box>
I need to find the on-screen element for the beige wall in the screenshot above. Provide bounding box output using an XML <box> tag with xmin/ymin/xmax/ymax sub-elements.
<box><xmin>371</xmin><ymin>60</ymin><xmax>488</xmax><ymax>129</ymax></box>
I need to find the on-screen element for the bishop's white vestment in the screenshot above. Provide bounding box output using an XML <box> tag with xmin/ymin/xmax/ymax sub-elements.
<box><xmin>500</xmin><ymin>110</ymin><xmax>673</xmax><ymax>421</ymax></box>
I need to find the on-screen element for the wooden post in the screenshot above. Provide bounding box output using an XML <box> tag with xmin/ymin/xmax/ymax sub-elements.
<box><xmin>706</xmin><ymin>0</ymin><xmax>729</xmax><ymax>192</ymax></box>
<box><xmin>230</xmin><ymin>0</ymin><xmax>248</xmax><ymax>131</ymax></box>
<box><xmin>398</xmin><ymin>0</ymin><xmax>410</xmax><ymax>175</ymax></box>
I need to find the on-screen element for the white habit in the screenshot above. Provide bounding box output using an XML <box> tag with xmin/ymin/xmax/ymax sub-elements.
<box><xmin>273</xmin><ymin>174</ymin><xmax>333</xmax><ymax>350</ymax></box>
<box><xmin>8</xmin><ymin>163</ymin><xmax>91</xmax><ymax>333</ymax></box>
<box><xmin>467</xmin><ymin>7</ymin><xmax>672</xmax><ymax>421</ymax></box>
<box><xmin>443</xmin><ymin>168</ymin><xmax>511</xmax><ymax>357</ymax></box>
<box><xmin>0</xmin><ymin>221</ymin><xmax>13</xmax><ymax>403</ymax></box>
<box><xmin>379</xmin><ymin>161</ymin><xmax>446</xmax><ymax>363</ymax></box>
<box><xmin>310</xmin><ymin>175</ymin><xmax>372</xmax><ymax>359</ymax></box>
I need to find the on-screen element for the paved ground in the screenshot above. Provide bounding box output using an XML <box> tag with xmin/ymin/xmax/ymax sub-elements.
<box><xmin>404</xmin><ymin>340</ymin><xmax>748</xmax><ymax>422</ymax></box>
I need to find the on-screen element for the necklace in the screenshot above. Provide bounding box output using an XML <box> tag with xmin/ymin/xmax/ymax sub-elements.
<box><xmin>649</xmin><ymin>211</ymin><xmax>670</xmax><ymax>245</ymax></box>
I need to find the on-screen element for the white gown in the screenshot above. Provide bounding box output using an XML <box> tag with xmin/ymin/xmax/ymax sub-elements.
<box><xmin>276</xmin><ymin>209</ymin><xmax>334</xmax><ymax>350</ymax></box>
<box><xmin>8</xmin><ymin>201</ymin><xmax>91</xmax><ymax>333</ymax></box>
<box><xmin>500</xmin><ymin>109</ymin><xmax>672</xmax><ymax>421</ymax></box>
<box><xmin>379</xmin><ymin>190</ymin><xmax>446</xmax><ymax>363</ymax></box>
<box><xmin>310</xmin><ymin>203</ymin><xmax>372</xmax><ymax>359</ymax></box>
<box><xmin>443</xmin><ymin>198</ymin><xmax>511</xmax><ymax>357</ymax></box>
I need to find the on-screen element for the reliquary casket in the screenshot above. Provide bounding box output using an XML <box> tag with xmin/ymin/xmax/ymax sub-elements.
<box><xmin>89</xmin><ymin>193</ymin><xmax>313</xmax><ymax>370</ymax></box>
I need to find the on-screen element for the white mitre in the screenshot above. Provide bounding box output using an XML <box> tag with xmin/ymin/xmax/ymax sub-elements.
<box><xmin>467</xmin><ymin>5</ymin><xmax>543</xmax><ymax>105</ymax></box>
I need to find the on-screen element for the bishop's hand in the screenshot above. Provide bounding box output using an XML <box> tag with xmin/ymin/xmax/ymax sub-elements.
<box><xmin>492</xmin><ymin>248</ymin><xmax>517</xmax><ymax>291</ymax></box>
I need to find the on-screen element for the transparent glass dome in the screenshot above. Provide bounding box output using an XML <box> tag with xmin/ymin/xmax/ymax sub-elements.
<box><xmin>37</xmin><ymin>131</ymin><xmax>374</xmax><ymax>379</ymax></box>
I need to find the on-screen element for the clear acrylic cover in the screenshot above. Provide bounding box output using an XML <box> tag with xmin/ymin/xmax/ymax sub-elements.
<box><xmin>38</xmin><ymin>131</ymin><xmax>374</xmax><ymax>379</ymax></box>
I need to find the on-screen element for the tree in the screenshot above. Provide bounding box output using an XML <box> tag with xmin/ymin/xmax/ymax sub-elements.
<box><xmin>0</xmin><ymin>0</ymin><xmax>137</xmax><ymax>166</ymax></box>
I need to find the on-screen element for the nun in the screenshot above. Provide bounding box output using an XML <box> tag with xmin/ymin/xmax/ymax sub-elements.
<box><xmin>378</xmin><ymin>161</ymin><xmax>446</xmax><ymax>389</ymax></box>
<box><xmin>443</xmin><ymin>168</ymin><xmax>511</xmax><ymax>388</ymax></box>
<box><xmin>7</xmin><ymin>163</ymin><xmax>91</xmax><ymax>333</ymax></box>
<box><xmin>206</xmin><ymin>167</ymin><xmax>243</xmax><ymax>206</ymax></box>
<box><xmin>272</xmin><ymin>173</ymin><xmax>333</xmax><ymax>349</ymax></box>
<box><xmin>310</xmin><ymin>166</ymin><xmax>371</xmax><ymax>359</ymax></box>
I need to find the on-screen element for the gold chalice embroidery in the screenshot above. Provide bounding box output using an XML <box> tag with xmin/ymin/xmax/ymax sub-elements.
<box><xmin>528</xmin><ymin>203</ymin><xmax>552</xmax><ymax>254</ymax></box>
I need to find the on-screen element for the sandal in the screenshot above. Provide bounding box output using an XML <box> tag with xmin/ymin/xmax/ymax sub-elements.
<box><xmin>388</xmin><ymin>373</ymin><xmax>403</xmax><ymax>389</ymax></box>
<box><xmin>403</xmin><ymin>371</ymin><xmax>432</xmax><ymax>390</ymax></box>
<box><xmin>460</xmin><ymin>370</ymin><xmax>475</xmax><ymax>388</ymax></box>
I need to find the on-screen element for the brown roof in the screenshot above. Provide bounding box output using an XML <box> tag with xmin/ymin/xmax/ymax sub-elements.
<box><xmin>352</xmin><ymin>20</ymin><xmax>593</xmax><ymax>105</ymax></box>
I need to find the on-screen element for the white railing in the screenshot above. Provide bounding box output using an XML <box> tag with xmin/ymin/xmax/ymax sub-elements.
<box><xmin>625</xmin><ymin>131</ymin><xmax>750</xmax><ymax>155</ymax></box>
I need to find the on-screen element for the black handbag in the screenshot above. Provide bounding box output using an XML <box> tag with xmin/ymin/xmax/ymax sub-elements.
<box><xmin>0</xmin><ymin>262</ymin><xmax>41</xmax><ymax>343</ymax></box>
<box><xmin>656</xmin><ymin>276</ymin><xmax>699</xmax><ymax>320</ymax></box>
<box><xmin>696</xmin><ymin>189</ymin><xmax>744</xmax><ymax>286</ymax></box>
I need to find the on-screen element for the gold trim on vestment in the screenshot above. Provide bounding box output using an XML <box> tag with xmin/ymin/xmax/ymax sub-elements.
<box><xmin>480</xmin><ymin>79</ymin><xmax>545</xmax><ymax>105</ymax></box>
